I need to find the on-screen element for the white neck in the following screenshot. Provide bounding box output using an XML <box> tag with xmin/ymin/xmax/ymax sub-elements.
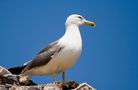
<box><xmin>59</xmin><ymin>24</ymin><xmax>82</xmax><ymax>46</ymax></box>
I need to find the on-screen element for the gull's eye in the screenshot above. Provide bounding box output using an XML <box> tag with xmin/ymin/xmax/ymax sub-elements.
<box><xmin>78</xmin><ymin>16</ymin><xmax>83</xmax><ymax>20</ymax></box>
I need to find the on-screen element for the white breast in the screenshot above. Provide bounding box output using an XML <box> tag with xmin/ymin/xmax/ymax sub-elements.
<box><xmin>54</xmin><ymin>42</ymin><xmax>82</xmax><ymax>72</ymax></box>
<box><xmin>54</xmin><ymin>24</ymin><xmax>82</xmax><ymax>72</ymax></box>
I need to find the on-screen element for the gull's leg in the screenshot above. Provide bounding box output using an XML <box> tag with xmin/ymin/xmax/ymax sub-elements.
<box><xmin>62</xmin><ymin>72</ymin><xmax>66</xmax><ymax>82</ymax></box>
<box><xmin>53</xmin><ymin>73</ymin><xmax>57</xmax><ymax>82</ymax></box>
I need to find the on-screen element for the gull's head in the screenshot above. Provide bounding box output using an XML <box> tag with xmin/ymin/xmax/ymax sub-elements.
<box><xmin>66</xmin><ymin>14</ymin><xmax>96</xmax><ymax>27</ymax></box>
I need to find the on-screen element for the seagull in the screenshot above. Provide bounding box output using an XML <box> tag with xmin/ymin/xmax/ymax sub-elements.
<box><xmin>8</xmin><ymin>14</ymin><xmax>96</xmax><ymax>83</ymax></box>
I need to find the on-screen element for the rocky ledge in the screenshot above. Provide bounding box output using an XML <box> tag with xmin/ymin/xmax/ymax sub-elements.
<box><xmin>0</xmin><ymin>66</ymin><xmax>96</xmax><ymax>90</ymax></box>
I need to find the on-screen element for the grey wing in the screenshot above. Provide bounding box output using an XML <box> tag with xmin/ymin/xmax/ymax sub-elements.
<box><xmin>22</xmin><ymin>41</ymin><xmax>63</xmax><ymax>73</ymax></box>
<box><xmin>37</xmin><ymin>41</ymin><xmax>58</xmax><ymax>54</ymax></box>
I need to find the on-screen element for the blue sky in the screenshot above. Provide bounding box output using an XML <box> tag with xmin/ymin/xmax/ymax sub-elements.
<box><xmin>0</xmin><ymin>0</ymin><xmax>137</xmax><ymax>90</ymax></box>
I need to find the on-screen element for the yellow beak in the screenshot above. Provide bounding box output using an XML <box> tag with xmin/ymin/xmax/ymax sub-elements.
<box><xmin>85</xmin><ymin>21</ymin><xmax>96</xmax><ymax>27</ymax></box>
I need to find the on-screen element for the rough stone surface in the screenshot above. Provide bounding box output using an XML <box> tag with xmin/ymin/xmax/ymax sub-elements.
<box><xmin>0</xmin><ymin>82</ymin><xmax>96</xmax><ymax>90</ymax></box>
<box><xmin>0</xmin><ymin>66</ymin><xmax>11</xmax><ymax>76</ymax></box>
<box><xmin>0</xmin><ymin>66</ymin><xmax>96</xmax><ymax>90</ymax></box>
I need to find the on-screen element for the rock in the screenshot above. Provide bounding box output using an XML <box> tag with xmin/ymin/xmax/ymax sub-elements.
<box><xmin>0</xmin><ymin>66</ymin><xmax>96</xmax><ymax>90</ymax></box>
<box><xmin>58</xmin><ymin>81</ymin><xmax>79</xmax><ymax>89</ymax></box>
<box><xmin>0</xmin><ymin>66</ymin><xmax>37</xmax><ymax>86</ymax></box>
<box><xmin>75</xmin><ymin>83</ymin><xmax>96</xmax><ymax>90</ymax></box>
<box><xmin>0</xmin><ymin>82</ymin><xmax>96</xmax><ymax>90</ymax></box>
<box><xmin>0</xmin><ymin>85</ymin><xmax>9</xmax><ymax>90</ymax></box>
<box><xmin>0</xmin><ymin>75</ymin><xmax>37</xmax><ymax>86</ymax></box>
<box><xmin>0</xmin><ymin>66</ymin><xmax>12</xmax><ymax>76</ymax></box>
<box><xmin>0</xmin><ymin>75</ymin><xmax>17</xmax><ymax>85</ymax></box>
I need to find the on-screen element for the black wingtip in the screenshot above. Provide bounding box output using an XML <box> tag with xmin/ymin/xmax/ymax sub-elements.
<box><xmin>8</xmin><ymin>65</ymin><xmax>26</xmax><ymax>75</ymax></box>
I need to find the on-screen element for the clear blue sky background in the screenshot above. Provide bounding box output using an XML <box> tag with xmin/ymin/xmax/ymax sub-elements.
<box><xmin>0</xmin><ymin>0</ymin><xmax>137</xmax><ymax>90</ymax></box>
